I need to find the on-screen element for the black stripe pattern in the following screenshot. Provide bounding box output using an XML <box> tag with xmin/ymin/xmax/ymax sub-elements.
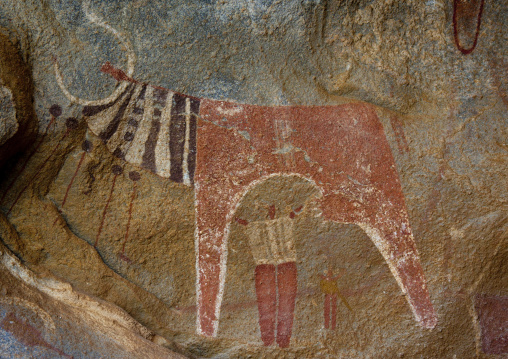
<box><xmin>83</xmin><ymin>83</ymin><xmax>200</xmax><ymax>186</ymax></box>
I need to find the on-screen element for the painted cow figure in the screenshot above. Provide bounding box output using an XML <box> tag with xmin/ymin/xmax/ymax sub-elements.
<box><xmin>54</xmin><ymin>3</ymin><xmax>437</xmax><ymax>339</ymax></box>
<box><xmin>58</xmin><ymin>66</ymin><xmax>437</xmax><ymax>337</ymax></box>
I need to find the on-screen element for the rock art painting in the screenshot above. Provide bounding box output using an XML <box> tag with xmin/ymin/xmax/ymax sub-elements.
<box><xmin>236</xmin><ymin>206</ymin><xmax>300</xmax><ymax>347</ymax></box>
<box><xmin>452</xmin><ymin>0</ymin><xmax>485</xmax><ymax>55</ymax></box>
<box><xmin>1</xmin><ymin>312</ymin><xmax>72</xmax><ymax>358</ymax></box>
<box><xmin>320</xmin><ymin>267</ymin><xmax>352</xmax><ymax>331</ymax></box>
<box><xmin>5</xmin><ymin>113</ymin><xmax>79</xmax><ymax>216</ymax></box>
<box><xmin>475</xmin><ymin>294</ymin><xmax>508</xmax><ymax>355</ymax></box>
<box><xmin>195</xmin><ymin>89</ymin><xmax>438</xmax><ymax>337</ymax></box>
<box><xmin>53</xmin><ymin>5</ymin><xmax>438</xmax><ymax>339</ymax></box>
<box><xmin>47</xmin><ymin>3</ymin><xmax>441</xmax><ymax>342</ymax></box>
<box><xmin>58</xmin><ymin>69</ymin><xmax>439</xmax><ymax>337</ymax></box>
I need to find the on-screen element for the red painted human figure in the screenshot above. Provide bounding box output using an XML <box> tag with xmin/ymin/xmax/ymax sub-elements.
<box><xmin>319</xmin><ymin>267</ymin><xmax>351</xmax><ymax>330</ymax></box>
<box><xmin>236</xmin><ymin>205</ymin><xmax>302</xmax><ymax>347</ymax></box>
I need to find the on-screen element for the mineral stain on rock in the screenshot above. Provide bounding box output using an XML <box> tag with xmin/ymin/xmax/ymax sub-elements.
<box><xmin>1</xmin><ymin>312</ymin><xmax>72</xmax><ymax>358</ymax></box>
<box><xmin>475</xmin><ymin>295</ymin><xmax>508</xmax><ymax>355</ymax></box>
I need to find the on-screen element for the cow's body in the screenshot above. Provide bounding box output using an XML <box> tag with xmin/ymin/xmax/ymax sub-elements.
<box><xmin>80</xmin><ymin>75</ymin><xmax>437</xmax><ymax>337</ymax></box>
<box><xmin>196</xmin><ymin>99</ymin><xmax>437</xmax><ymax>335</ymax></box>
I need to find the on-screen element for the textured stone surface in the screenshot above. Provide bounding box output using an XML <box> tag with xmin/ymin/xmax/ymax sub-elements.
<box><xmin>0</xmin><ymin>239</ymin><xmax>185</xmax><ymax>358</ymax></box>
<box><xmin>0</xmin><ymin>0</ymin><xmax>506</xmax><ymax>358</ymax></box>
<box><xmin>0</xmin><ymin>86</ymin><xmax>17</xmax><ymax>146</ymax></box>
<box><xmin>0</xmin><ymin>29</ymin><xmax>38</xmax><ymax>168</ymax></box>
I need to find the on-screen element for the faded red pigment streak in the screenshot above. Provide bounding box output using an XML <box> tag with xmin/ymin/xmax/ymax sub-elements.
<box><xmin>53</xmin><ymin>140</ymin><xmax>93</xmax><ymax>226</ymax></box>
<box><xmin>0</xmin><ymin>105</ymin><xmax>59</xmax><ymax>205</ymax></box>
<box><xmin>94</xmin><ymin>165</ymin><xmax>123</xmax><ymax>248</ymax></box>
<box><xmin>7</xmin><ymin>117</ymin><xmax>78</xmax><ymax>215</ymax></box>
<box><xmin>61</xmin><ymin>140</ymin><xmax>93</xmax><ymax>208</ymax></box>
<box><xmin>389</xmin><ymin>116</ymin><xmax>410</xmax><ymax>154</ymax></box>
<box><xmin>1</xmin><ymin>312</ymin><xmax>73</xmax><ymax>358</ymax></box>
<box><xmin>453</xmin><ymin>0</ymin><xmax>485</xmax><ymax>55</ymax></box>
<box><xmin>60</xmin><ymin>63</ymin><xmax>438</xmax><ymax>339</ymax></box>
<box><xmin>475</xmin><ymin>295</ymin><xmax>508</xmax><ymax>355</ymax></box>
<box><xmin>61</xmin><ymin>152</ymin><xmax>86</xmax><ymax>207</ymax></box>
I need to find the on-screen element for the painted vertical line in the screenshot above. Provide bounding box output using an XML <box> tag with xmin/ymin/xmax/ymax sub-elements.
<box><xmin>453</xmin><ymin>0</ymin><xmax>485</xmax><ymax>55</ymax></box>
<box><xmin>121</xmin><ymin>181</ymin><xmax>136</xmax><ymax>253</ymax></box>
<box><xmin>182</xmin><ymin>97</ymin><xmax>191</xmax><ymax>186</ymax></box>
<box><xmin>0</xmin><ymin>104</ymin><xmax>60</xmax><ymax>205</ymax></box>
<box><xmin>62</xmin><ymin>141</ymin><xmax>92</xmax><ymax>208</ymax></box>
<box><xmin>126</xmin><ymin>86</ymin><xmax>154</xmax><ymax>165</ymax></box>
<box><xmin>389</xmin><ymin>116</ymin><xmax>410</xmax><ymax>154</ymax></box>
<box><xmin>169</xmin><ymin>94</ymin><xmax>187</xmax><ymax>183</ymax></box>
<box><xmin>187</xmin><ymin>98</ymin><xmax>199</xmax><ymax>185</ymax></box>
<box><xmin>53</xmin><ymin>140</ymin><xmax>93</xmax><ymax>226</ymax></box>
<box><xmin>7</xmin><ymin>117</ymin><xmax>78</xmax><ymax>215</ymax></box>
<box><xmin>94</xmin><ymin>165</ymin><xmax>123</xmax><ymax>248</ymax></box>
<box><xmin>118</xmin><ymin>170</ymin><xmax>140</xmax><ymax>263</ymax></box>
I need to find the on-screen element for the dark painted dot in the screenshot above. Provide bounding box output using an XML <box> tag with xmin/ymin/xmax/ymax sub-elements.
<box><xmin>113</xmin><ymin>148</ymin><xmax>125</xmax><ymax>160</ymax></box>
<box><xmin>128</xmin><ymin>119</ymin><xmax>138</xmax><ymax>127</ymax></box>
<box><xmin>65</xmin><ymin>117</ymin><xmax>79</xmax><ymax>130</ymax></box>
<box><xmin>124</xmin><ymin>132</ymin><xmax>134</xmax><ymax>141</ymax></box>
<box><xmin>49</xmin><ymin>104</ymin><xmax>62</xmax><ymax>117</ymax></box>
<box><xmin>112</xmin><ymin>165</ymin><xmax>123</xmax><ymax>175</ymax></box>
<box><xmin>129</xmin><ymin>171</ymin><xmax>141</xmax><ymax>181</ymax></box>
<box><xmin>82</xmin><ymin>140</ymin><xmax>93</xmax><ymax>152</ymax></box>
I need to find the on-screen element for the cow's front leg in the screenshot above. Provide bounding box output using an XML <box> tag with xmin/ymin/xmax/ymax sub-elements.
<box><xmin>195</xmin><ymin>224</ymin><xmax>224</xmax><ymax>337</ymax></box>
<box><xmin>319</xmin><ymin>190</ymin><xmax>437</xmax><ymax>329</ymax></box>
<box><xmin>194</xmin><ymin>182</ymin><xmax>242</xmax><ymax>337</ymax></box>
<box><xmin>358</xmin><ymin>219</ymin><xmax>438</xmax><ymax>329</ymax></box>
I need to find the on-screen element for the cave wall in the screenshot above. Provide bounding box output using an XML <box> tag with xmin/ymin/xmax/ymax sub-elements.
<box><xmin>0</xmin><ymin>0</ymin><xmax>506</xmax><ymax>358</ymax></box>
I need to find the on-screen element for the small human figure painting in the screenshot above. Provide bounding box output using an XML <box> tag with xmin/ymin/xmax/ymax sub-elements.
<box><xmin>236</xmin><ymin>204</ymin><xmax>302</xmax><ymax>347</ymax></box>
<box><xmin>320</xmin><ymin>267</ymin><xmax>352</xmax><ymax>330</ymax></box>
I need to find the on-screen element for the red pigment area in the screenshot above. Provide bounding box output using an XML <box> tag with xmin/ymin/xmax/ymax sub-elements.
<box><xmin>194</xmin><ymin>99</ymin><xmax>435</xmax><ymax>335</ymax></box>
<box><xmin>1</xmin><ymin>312</ymin><xmax>70</xmax><ymax>358</ymax></box>
<box><xmin>475</xmin><ymin>295</ymin><xmax>508</xmax><ymax>354</ymax></box>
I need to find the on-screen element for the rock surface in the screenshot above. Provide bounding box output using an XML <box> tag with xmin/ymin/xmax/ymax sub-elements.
<box><xmin>0</xmin><ymin>0</ymin><xmax>506</xmax><ymax>358</ymax></box>
<box><xmin>0</xmin><ymin>86</ymin><xmax>17</xmax><ymax>146</ymax></box>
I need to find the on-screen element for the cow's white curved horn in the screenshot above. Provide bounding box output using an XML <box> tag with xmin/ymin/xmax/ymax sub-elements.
<box><xmin>54</xmin><ymin>0</ymin><xmax>136</xmax><ymax>107</ymax></box>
